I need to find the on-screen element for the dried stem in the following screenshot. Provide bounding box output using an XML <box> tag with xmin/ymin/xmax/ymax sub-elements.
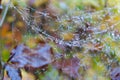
<box><xmin>0</xmin><ymin>0</ymin><xmax>11</xmax><ymax>27</ymax></box>
<box><xmin>0</xmin><ymin>41</ymin><xmax>4</xmax><ymax>80</ymax></box>
<box><xmin>0</xmin><ymin>0</ymin><xmax>11</xmax><ymax>80</ymax></box>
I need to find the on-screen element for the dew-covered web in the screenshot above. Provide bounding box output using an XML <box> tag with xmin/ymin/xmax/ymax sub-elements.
<box><xmin>10</xmin><ymin>0</ymin><xmax>120</xmax><ymax>48</ymax></box>
<box><xmin>5</xmin><ymin>1</ymin><xmax>120</xmax><ymax>79</ymax></box>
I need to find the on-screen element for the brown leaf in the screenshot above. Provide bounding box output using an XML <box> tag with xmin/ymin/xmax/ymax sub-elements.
<box><xmin>110</xmin><ymin>67</ymin><xmax>120</xmax><ymax>80</ymax></box>
<box><xmin>13</xmin><ymin>28</ymin><xmax>22</xmax><ymax>42</ymax></box>
<box><xmin>53</xmin><ymin>57</ymin><xmax>80</xmax><ymax>78</ymax></box>
<box><xmin>5</xmin><ymin>64</ymin><xmax>22</xmax><ymax>80</ymax></box>
<box><xmin>0</xmin><ymin>0</ymin><xmax>2</xmax><ymax>14</ymax></box>
<box><xmin>1</xmin><ymin>24</ymin><xmax>11</xmax><ymax>37</ymax></box>
<box><xmin>5</xmin><ymin>43</ymin><xmax>54</xmax><ymax>80</ymax></box>
<box><xmin>9</xmin><ymin>43</ymin><xmax>54</xmax><ymax>68</ymax></box>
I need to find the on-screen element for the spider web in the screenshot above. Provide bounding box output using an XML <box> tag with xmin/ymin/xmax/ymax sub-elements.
<box><xmin>9</xmin><ymin>0</ymin><xmax>120</xmax><ymax>47</ymax></box>
<box><xmin>3</xmin><ymin>1</ymin><xmax>120</xmax><ymax>79</ymax></box>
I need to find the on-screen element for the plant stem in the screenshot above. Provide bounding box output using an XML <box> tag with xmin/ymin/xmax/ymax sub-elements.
<box><xmin>0</xmin><ymin>40</ymin><xmax>3</xmax><ymax>80</ymax></box>
<box><xmin>0</xmin><ymin>0</ymin><xmax>11</xmax><ymax>79</ymax></box>
<box><xmin>0</xmin><ymin>0</ymin><xmax>11</xmax><ymax>27</ymax></box>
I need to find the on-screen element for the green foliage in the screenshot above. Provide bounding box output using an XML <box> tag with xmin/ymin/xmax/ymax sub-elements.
<box><xmin>2</xmin><ymin>49</ymin><xmax>10</xmax><ymax>62</ymax></box>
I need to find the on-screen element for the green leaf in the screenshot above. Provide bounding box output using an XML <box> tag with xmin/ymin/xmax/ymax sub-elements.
<box><xmin>2</xmin><ymin>49</ymin><xmax>10</xmax><ymax>62</ymax></box>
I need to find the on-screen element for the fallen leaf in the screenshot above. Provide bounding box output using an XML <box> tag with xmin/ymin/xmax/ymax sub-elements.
<box><xmin>0</xmin><ymin>0</ymin><xmax>2</xmax><ymax>14</ymax></box>
<box><xmin>13</xmin><ymin>28</ymin><xmax>22</xmax><ymax>42</ymax></box>
<box><xmin>9</xmin><ymin>43</ymin><xmax>54</xmax><ymax>68</ymax></box>
<box><xmin>5</xmin><ymin>43</ymin><xmax>54</xmax><ymax>80</ymax></box>
<box><xmin>110</xmin><ymin>67</ymin><xmax>120</xmax><ymax>80</ymax></box>
<box><xmin>5</xmin><ymin>64</ymin><xmax>22</xmax><ymax>80</ymax></box>
<box><xmin>21</xmin><ymin>69</ymin><xmax>35</xmax><ymax>80</ymax></box>
<box><xmin>61</xmin><ymin>32</ymin><xmax>74</xmax><ymax>41</ymax></box>
<box><xmin>53</xmin><ymin>57</ymin><xmax>80</xmax><ymax>78</ymax></box>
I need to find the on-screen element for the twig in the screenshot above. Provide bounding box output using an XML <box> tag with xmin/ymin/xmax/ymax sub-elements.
<box><xmin>0</xmin><ymin>0</ymin><xmax>11</xmax><ymax>27</ymax></box>
<box><xmin>0</xmin><ymin>0</ymin><xmax>11</xmax><ymax>79</ymax></box>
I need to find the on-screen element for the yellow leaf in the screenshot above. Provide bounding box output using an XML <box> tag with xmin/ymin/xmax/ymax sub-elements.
<box><xmin>7</xmin><ymin>16</ymin><xmax>15</xmax><ymax>23</ymax></box>
<box><xmin>16</xmin><ymin>21</ymin><xmax>24</xmax><ymax>28</ymax></box>
<box><xmin>114</xmin><ymin>16</ymin><xmax>120</xmax><ymax>21</ymax></box>
<box><xmin>25</xmin><ymin>38</ymin><xmax>37</xmax><ymax>48</ymax></box>
<box><xmin>21</xmin><ymin>70</ymin><xmax>35</xmax><ymax>80</ymax></box>
<box><xmin>34</xmin><ymin>0</ymin><xmax>48</xmax><ymax>7</ymax></box>
<box><xmin>61</xmin><ymin>32</ymin><xmax>74</xmax><ymax>41</ymax></box>
<box><xmin>100</xmin><ymin>24</ymin><xmax>107</xmax><ymax>31</ymax></box>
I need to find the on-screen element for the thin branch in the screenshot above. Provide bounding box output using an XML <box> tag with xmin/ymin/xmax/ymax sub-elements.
<box><xmin>0</xmin><ymin>0</ymin><xmax>11</xmax><ymax>79</ymax></box>
<box><xmin>0</xmin><ymin>0</ymin><xmax>11</xmax><ymax>27</ymax></box>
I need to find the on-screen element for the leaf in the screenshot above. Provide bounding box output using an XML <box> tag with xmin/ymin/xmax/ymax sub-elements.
<box><xmin>0</xmin><ymin>0</ymin><xmax>2</xmax><ymax>14</ymax></box>
<box><xmin>2</xmin><ymin>49</ymin><xmax>10</xmax><ymax>62</ymax></box>
<box><xmin>1</xmin><ymin>24</ymin><xmax>11</xmax><ymax>38</ymax></box>
<box><xmin>21</xmin><ymin>69</ymin><xmax>35</xmax><ymax>80</ymax></box>
<box><xmin>110</xmin><ymin>67</ymin><xmax>120</xmax><ymax>80</ymax></box>
<box><xmin>53</xmin><ymin>57</ymin><xmax>80</xmax><ymax>78</ymax></box>
<box><xmin>13</xmin><ymin>27</ymin><xmax>22</xmax><ymax>43</ymax></box>
<box><xmin>5</xmin><ymin>43</ymin><xmax>54</xmax><ymax>80</ymax></box>
<box><xmin>9</xmin><ymin>43</ymin><xmax>54</xmax><ymax>68</ymax></box>
<box><xmin>61</xmin><ymin>32</ymin><xmax>74</xmax><ymax>41</ymax></box>
<box><xmin>5</xmin><ymin>64</ymin><xmax>22</xmax><ymax>80</ymax></box>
